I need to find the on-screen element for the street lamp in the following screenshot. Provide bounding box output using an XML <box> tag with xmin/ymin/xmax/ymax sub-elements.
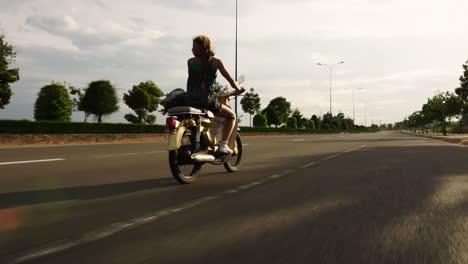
<box><xmin>345</xmin><ymin>87</ymin><xmax>364</xmax><ymax>123</ymax></box>
<box><xmin>234</xmin><ymin>0</ymin><xmax>239</xmax><ymax>116</ymax></box>
<box><xmin>317</xmin><ymin>61</ymin><xmax>344</xmax><ymax>115</ymax></box>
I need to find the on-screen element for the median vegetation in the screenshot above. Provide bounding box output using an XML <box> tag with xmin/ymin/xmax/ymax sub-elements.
<box><xmin>1</xmin><ymin>33</ymin><xmax>379</xmax><ymax>135</ymax></box>
<box><xmin>0</xmin><ymin>120</ymin><xmax>378</xmax><ymax>134</ymax></box>
<box><xmin>395</xmin><ymin>59</ymin><xmax>468</xmax><ymax>135</ymax></box>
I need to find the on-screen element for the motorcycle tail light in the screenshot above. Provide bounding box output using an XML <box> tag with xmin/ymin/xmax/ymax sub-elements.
<box><xmin>166</xmin><ymin>117</ymin><xmax>177</xmax><ymax>128</ymax></box>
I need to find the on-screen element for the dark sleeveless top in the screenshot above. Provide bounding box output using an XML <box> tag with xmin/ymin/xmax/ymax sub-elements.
<box><xmin>185</xmin><ymin>58</ymin><xmax>221</xmax><ymax>112</ymax></box>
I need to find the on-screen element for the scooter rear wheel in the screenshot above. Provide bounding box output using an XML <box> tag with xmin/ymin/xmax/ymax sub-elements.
<box><xmin>169</xmin><ymin>147</ymin><xmax>202</xmax><ymax>184</ymax></box>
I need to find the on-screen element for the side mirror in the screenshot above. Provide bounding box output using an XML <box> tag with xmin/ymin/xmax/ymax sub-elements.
<box><xmin>237</xmin><ymin>75</ymin><xmax>246</xmax><ymax>85</ymax></box>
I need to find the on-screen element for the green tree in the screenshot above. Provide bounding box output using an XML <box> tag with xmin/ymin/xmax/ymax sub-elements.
<box><xmin>334</xmin><ymin>112</ymin><xmax>346</xmax><ymax>129</ymax></box>
<box><xmin>0</xmin><ymin>34</ymin><xmax>20</xmax><ymax>109</ymax></box>
<box><xmin>286</xmin><ymin>116</ymin><xmax>297</xmax><ymax>128</ymax></box>
<box><xmin>34</xmin><ymin>82</ymin><xmax>73</xmax><ymax>121</ymax></box>
<box><xmin>455</xmin><ymin>60</ymin><xmax>468</xmax><ymax>132</ymax></box>
<box><xmin>305</xmin><ymin>119</ymin><xmax>315</xmax><ymax>129</ymax></box>
<box><xmin>253</xmin><ymin>111</ymin><xmax>268</xmax><ymax>127</ymax></box>
<box><xmin>291</xmin><ymin>108</ymin><xmax>304</xmax><ymax>128</ymax></box>
<box><xmin>82</xmin><ymin>80</ymin><xmax>119</xmax><ymax>123</ymax></box>
<box><xmin>311</xmin><ymin>114</ymin><xmax>320</xmax><ymax>129</ymax></box>
<box><xmin>240</xmin><ymin>88</ymin><xmax>261</xmax><ymax>127</ymax></box>
<box><xmin>69</xmin><ymin>86</ymin><xmax>90</xmax><ymax>122</ymax></box>
<box><xmin>422</xmin><ymin>92</ymin><xmax>458</xmax><ymax>135</ymax></box>
<box><xmin>322</xmin><ymin>112</ymin><xmax>334</xmax><ymax>129</ymax></box>
<box><xmin>123</xmin><ymin>81</ymin><xmax>164</xmax><ymax>124</ymax></box>
<box><xmin>261</xmin><ymin>97</ymin><xmax>291</xmax><ymax>127</ymax></box>
<box><xmin>212</xmin><ymin>80</ymin><xmax>228</xmax><ymax>93</ymax></box>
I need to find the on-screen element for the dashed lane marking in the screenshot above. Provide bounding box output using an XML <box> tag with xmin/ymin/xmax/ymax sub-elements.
<box><xmin>96</xmin><ymin>151</ymin><xmax>166</xmax><ymax>158</ymax></box>
<box><xmin>9</xmin><ymin>144</ymin><xmax>368</xmax><ymax>264</ymax></box>
<box><xmin>300</xmin><ymin>162</ymin><xmax>318</xmax><ymax>169</ymax></box>
<box><xmin>0</xmin><ymin>141</ymin><xmax>166</xmax><ymax>149</ymax></box>
<box><xmin>0</xmin><ymin>159</ymin><xmax>65</xmax><ymax>166</ymax></box>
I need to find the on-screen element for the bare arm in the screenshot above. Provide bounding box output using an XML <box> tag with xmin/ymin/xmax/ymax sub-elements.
<box><xmin>216</xmin><ymin>59</ymin><xmax>244</xmax><ymax>93</ymax></box>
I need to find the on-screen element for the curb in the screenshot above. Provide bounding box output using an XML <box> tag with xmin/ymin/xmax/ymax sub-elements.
<box><xmin>0</xmin><ymin>132</ymin><xmax>366</xmax><ymax>147</ymax></box>
<box><xmin>402</xmin><ymin>131</ymin><xmax>468</xmax><ymax>146</ymax></box>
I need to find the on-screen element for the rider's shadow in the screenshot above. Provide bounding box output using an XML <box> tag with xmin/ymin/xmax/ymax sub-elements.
<box><xmin>0</xmin><ymin>177</ymin><xmax>178</xmax><ymax>209</ymax></box>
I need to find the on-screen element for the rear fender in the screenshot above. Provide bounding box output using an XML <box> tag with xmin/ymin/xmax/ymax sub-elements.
<box><xmin>168</xmin><ymin>123</ymin><xmax>187</xmax><ymax>150</ymax></box>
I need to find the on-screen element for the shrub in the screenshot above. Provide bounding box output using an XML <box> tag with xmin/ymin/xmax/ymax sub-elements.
<box><xmin>253</xmin><ymin>113</ymin><xmax>268</xmax><ymax>127</ymax></box>
<box><xmin>34</xmin><ymin>82</ymin><xmax>73</xmax><ymax>121</ymax></box>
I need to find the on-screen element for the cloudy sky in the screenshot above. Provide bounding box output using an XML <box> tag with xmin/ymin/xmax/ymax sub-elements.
<box><xmin>0</xmin><ymin>0</ymin><xmax>467</xmax><ymax>126</ymax></box>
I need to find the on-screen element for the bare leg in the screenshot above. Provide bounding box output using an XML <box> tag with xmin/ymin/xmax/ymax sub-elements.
<box><xmin>215</xmin><ymin>104</ymin><xmax>236</xmax><ymax>142</ymax></box>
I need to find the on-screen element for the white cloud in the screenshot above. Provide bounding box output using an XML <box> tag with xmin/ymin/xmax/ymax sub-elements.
<box><xmin>24</xmin><ymin>14</ymin><xmax>164</xmax><ymax>52</ymax></box>
<box><xmin>1</xmin><ymin>0</ymin><xmax>467</xmax><ymax>126</ymax></box>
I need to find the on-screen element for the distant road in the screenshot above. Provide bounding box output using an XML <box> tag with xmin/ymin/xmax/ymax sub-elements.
<box><xmin>1</xmin><ymin>131</ymin><xmax>468</xmax><ymax>264</ymax></box>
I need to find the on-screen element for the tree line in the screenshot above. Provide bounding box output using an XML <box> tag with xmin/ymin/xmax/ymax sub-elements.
<box><xmin>394</xmin><ymin>60</ymin><xmax>468</xmax><ymax>135</ymax></box>
<box><xmin>1</xmin><ymin>33</ymin><xmax>364</xmax><ymax>129</ymax></box>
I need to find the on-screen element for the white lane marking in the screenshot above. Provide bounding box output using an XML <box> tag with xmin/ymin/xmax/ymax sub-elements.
<box><xmin>11</xmin><ymin>144</ymin><xmax>370</xmax><ymax>264</ymax></box>
<box><xmin>0</xmin><ymin>158</ymin><xmax>65</xmax><ymax>166</ymax></box>
<box><xmin>0</xmin><ymin>141</ymin><xmax>166</xmax><ymax>149</ymax></box>
<box><xmin>11</xmin><ymin>195</ymin><xmax>218</xmax><ymax>264</ymax></box>
<box><xmin>292</xmin><ymin>139</ymin><xmax>305</xmax><ymax>142</ymax></box>
<box><xmin>321</xmin><ymin>153</ymin><xmax>342</xmax><ymax>161</ymax></box>
<box><xmin>322</xmin><ymin>137</ymin><xmax>331</xmax><ymax>139</ymax></box>
<box><xmin>308</xmin><ymin>145</ymin><xmax>368</xmax><ymax>164</ymax></box>
<box><xmin>96</xmin><ymin>151</ymin><xmax>165</xmax><ymax>158</ymax></box>
<box><xmin>300</xmin><ymin>162</ymin><xmax>317</xmax><ymax>169</ymax></box>
<box><xmin>238</xmin><ymin>181</ymin><xmax>262</xmax><ymax>190</ymax></box>
<box><xmin>344</xmin><ymin>145</ymin><xmax>367</xmax><ymax>152</ymax></box>
<box><xmin>242</xmin><ymin>143</ymin><xmax>250</xmax><ymax>146</ymax></box>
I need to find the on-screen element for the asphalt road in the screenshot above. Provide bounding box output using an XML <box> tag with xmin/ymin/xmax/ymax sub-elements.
<box><xmin>1</xmin><ymin>131</ymin><xmax>468</xmax><ymax>264</ymax></box>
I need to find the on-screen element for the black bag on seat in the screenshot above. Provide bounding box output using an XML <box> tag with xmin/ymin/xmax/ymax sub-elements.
<box><xmin>161</xmin><ymin>88</ymin><xmax>186</xmax><ymax>113</ymax></box>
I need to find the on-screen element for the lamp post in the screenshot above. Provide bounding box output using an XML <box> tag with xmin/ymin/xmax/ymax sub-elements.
<box><xmin>345</xmin><ymin>88</ymin><xmax>364</xmax><ymax>123</ymax></box>
<box><xmin>234</xmin><ymin>0</ymin><xmax>238</xmax><ymax>116</ymax></box>
<box><xmin>364</xmin><ymin>103</ymin><xmax>367</xmax><ymax>127</ymax></box>
<box><xmin>317</xmin><ymin>61</ymin><xmax>344</xmax><ymax>116</ymax></box>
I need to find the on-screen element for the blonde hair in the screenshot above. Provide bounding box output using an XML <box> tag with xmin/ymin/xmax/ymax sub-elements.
<box><xmin>193</xmin><ymin>35</ymin><xmax>215</xmax><ymax>59</ymax></box>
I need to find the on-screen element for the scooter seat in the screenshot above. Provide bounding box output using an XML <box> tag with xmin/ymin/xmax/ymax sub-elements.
<box><xmin>168</xmin><ymin>106</ymin><xmax>214</xmax><ymax>118</ymax></box>
<box><xmin>168</xmin><ymin>106</ymin><xmax>204</xmax><ymax>115</ymax></box>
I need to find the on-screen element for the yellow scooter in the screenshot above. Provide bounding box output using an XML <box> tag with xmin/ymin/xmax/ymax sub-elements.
<box><xmin>165</xmin><ymin>90</ymin><xmax>243</xmax><ymax>184</ymax></box>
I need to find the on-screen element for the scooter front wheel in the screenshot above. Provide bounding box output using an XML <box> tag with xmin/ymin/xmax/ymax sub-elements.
<box><xmin>223</xmin><ymin>134</ymin><xmax>243</xmax><ymax>172</ymax></box>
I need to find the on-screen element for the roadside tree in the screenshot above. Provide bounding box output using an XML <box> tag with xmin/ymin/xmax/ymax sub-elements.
<box><xmin>0</xmin><ymin>34</ymin><xmax>20</xmax><ymax>109</ymax></box>
<box><xmin>455</xmin><ymin>60</ymin><xmax>468</xmax><ymax>132</ymax></box>
<box><xmin>322</xmin><ymin>112</ymin><xmax>334</xmax><ymax>129</ymax></box>
<box><xmin>305</xmin><ymin>119</ymin><xmax>315</xmax><ymax>129</ymax></box>
<box><xmin>262</xmin><ymin>97</ymin><xmax>291</xmax><ymax>127</ymax></box>
<box><xmin>123</xmin><ymin>81</ymin><xmax>164</xmax><ymax>124</ymax></box>
<box><xmin>311</xmin><ymin>114</ymin><xmax>320</xmax><ymax>129</ymax></box>
<box><xmin>291</xmin><ymin>108</ymin><xmax>304</xmax><ymax>128</ymax></box>
<box><xmin>253</xmin><ymin>111</ymin><xmax>268</xmax><ymax>127</ymax></box>
<box><xmin>240</xmin><ymin>88</ymin><xmax>261</xmax><ymax>127</ymax></box>
<box><xmin>422</xmin><ymin>92</ymin><xmax>459</xmax><ymax>135</ymax></box>
<box><xmin>286</xmin><ymin>117</ymin><xmax>297</xmax><ymax>128</ymax></box>
<box><xmin>82</xmin><ymin>80</ymin><xmax>119</xmax><ymax>123</ymax></box>
<box><xmin>69</xmin><ymin>86</ymin><xmax>90</xmax><ymax>122</ymax></box>
<box><xmin>34</xmin><ymin>82</ymin><xmax>73</xmax><ymax>121</ymax></box>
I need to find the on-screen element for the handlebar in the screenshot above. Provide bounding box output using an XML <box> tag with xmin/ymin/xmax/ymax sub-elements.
<box><xmin>214</xmin><ymin>88</ymin><xmax>245</xmax><ymax>98</ymax></box>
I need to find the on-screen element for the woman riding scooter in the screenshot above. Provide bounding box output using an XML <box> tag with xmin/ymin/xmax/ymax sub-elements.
<box><xmin>186</xmin><ymin>35</ymin><xmax>245</xmax><ymax>154</ymax></box>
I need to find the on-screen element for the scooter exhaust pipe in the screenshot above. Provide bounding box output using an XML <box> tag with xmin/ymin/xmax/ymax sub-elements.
<box><xmin>191</xmin><ymin>153</ymin><xmax>216</xmax><ymax>162</ymax></box>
